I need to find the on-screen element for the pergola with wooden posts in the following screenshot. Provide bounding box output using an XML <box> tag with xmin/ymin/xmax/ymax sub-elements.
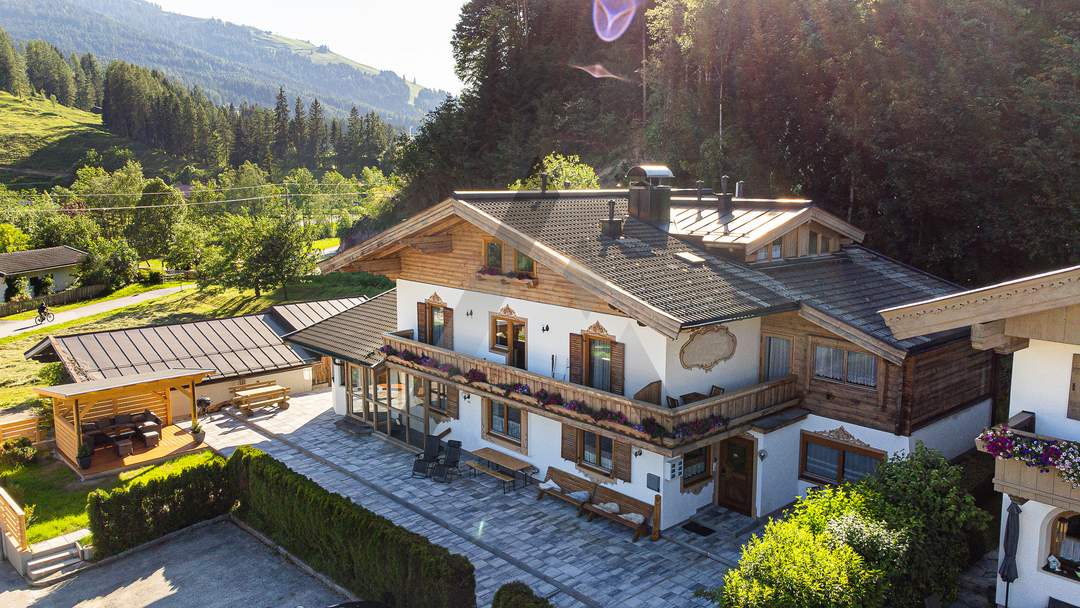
<box><xmin>35</xmin><ymin>368</ymin><xmax>212</xmax><ymax>475</ymax></box>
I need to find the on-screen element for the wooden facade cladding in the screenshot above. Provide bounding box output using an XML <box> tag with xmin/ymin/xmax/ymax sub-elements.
<box><xmin>761</xmin><ymin>311</ymin><xmax>992</xmax><ymax>435</ymax></box>
<box><xmin>363</xmin><ymin>221</ymin><xmax>620</xmax><ymax>315</ymax></box>
<box><xmin>382</xmin><ymin>333</ymin><xmax>800</xmax><ymax>457</ymax></box>
<box><xmin>745</xmin><ymin>220</ymin><xmax>851</xmax><ymax>263</ymax></box>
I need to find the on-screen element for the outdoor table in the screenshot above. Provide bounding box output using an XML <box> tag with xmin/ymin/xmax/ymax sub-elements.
<box><xmin>680</xmin><ymin>392</ymin><xmax>708</xmax><ymax>405</ymax></box>
<box><xmin>471</xmin><ymin>447</ymin><xmax>537</xmax><ymax>491</ymax></box>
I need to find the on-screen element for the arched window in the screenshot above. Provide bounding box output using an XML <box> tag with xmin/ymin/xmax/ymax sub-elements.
<box><xmin>1046</xmin><ymin>511</ymin><xmax>1080</xmax><ymax>580</ymax></box>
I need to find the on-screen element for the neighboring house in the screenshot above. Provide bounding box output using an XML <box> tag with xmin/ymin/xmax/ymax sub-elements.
<box><xmin>882</xmin><ymin>265</ymin><xmax>1080</xmax><ymax>608</ymax></box>
<box><xmin>25</xmin><ymin>296</ymin><xmax>366</xmax><ymax>418</ymax></box>
<box><xmin>0</xmin><ymin>245</ymin><xmax>86</xmax><ymax>300</ymax></box>
<box><xmin>303</xmin><ymin>165</ymin><xmax>993</xmax><ymax>530</ymax></box>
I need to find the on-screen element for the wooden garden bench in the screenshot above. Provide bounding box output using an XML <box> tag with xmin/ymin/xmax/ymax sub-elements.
<box><xmin>583</xmin><ymin>485</ymin><xmax>656</xmax><ymax>542</ymax></box>
<box><xmin>536</xmin><ymin>467</ymin><xmax>596</xmax><ymax>515</ymax></box>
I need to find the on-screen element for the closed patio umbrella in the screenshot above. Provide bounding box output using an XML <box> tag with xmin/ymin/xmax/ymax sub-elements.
<box><xmin>999</xmin><ymin>500</ymin><xmax>1022</xmax><ymax>607</ymax></box>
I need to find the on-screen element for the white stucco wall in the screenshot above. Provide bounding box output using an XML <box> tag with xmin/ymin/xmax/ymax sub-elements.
<box><xmin>50</xmin><ymin>268</ymin><xmax>77</xmax><ymax>292</ymax></box>
<box><xmin>751</xmin><ymin>422</ymin><xmax>803</xmax><ymax>517</ymax></box>
<box><xmin>663</xmin><ymin>318</ymin><xmax>762</xmax><ymax>400</ymax></box>
<box><xmin>995</xmin><ymin>499</ymin><xmax>1080</xmax><ymax>608</ymax></box>
<box><xmin>332</xmin><ymin>363</ymin><xmax>347</xmax><ymax>416</ymax></box>
<box><xmin>1011</xmin><ymin>339</ymin><xmax>1080</xmax><ymax>440</ymax></box>
<box><xmin>910</xmin><ymin>397</ymin><xmax>992</xmax><ymax>460</ymax></box>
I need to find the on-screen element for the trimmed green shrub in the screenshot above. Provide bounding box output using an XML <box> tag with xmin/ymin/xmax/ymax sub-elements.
<box><xmin>493</xmin><ymin>582</ymin><xmax>553</xmax><ymax>608</ymax></box>
<box><xmin>0</xmin><ymin>437</ymin><xmax>37</xmax><ymax>469</ymax></box>
<box><xmin>87</xmin><ymin>455</ymin><xmax>233</xmax><ymax>557</ymax></box>
<box><xmin>226</xmin><ymin>446</ymin><xmax>475</xmax><ymax>608</ymax></box>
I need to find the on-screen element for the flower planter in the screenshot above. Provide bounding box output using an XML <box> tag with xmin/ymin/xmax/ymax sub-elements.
<box><xmin>192</xmin><ymin>430</ymin><xmax>205</xmax><ymax>444</ymax></box>
<box><xmin>553</xmin><ymin>407</ymin><xmax>597</xmax><ymax>424</ymax></box>
<box><xmin>474</xmin><ymin>272</ymin><xmax>537</xmax><ymax>288</ymax></box>
<box><xmin>506</xmin><ymin>391</ymin><xmax>539</xmax><ymax>406</ymax></box>
<box><xmin>77</xmin><ymin>455</ymin><xmax>92</xmax><ymax>470</ymax></box>
<box><xmin>596</xmin><ymin>419</ymin><xmax>652</xmax><ymax>441</ymax></box>
<box><xmin>450</xmin><ymin>374</ymin><xmax>469</xmax><ymax>385</ymax></box>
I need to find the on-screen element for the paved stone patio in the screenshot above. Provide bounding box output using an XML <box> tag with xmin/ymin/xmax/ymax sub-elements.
<box><xmin>198</xmin><ymin>390</ymin><xmax>759</xmax><ymax>608</ymax></box>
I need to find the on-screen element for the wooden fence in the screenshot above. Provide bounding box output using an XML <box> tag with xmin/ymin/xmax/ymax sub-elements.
<box><xmin>0</xmin><ymin>414</ymin><xmax>42</xmax><ymax>444</ymax></box>
<box><xmin>0</xmin><ymin>284</ymin><xmax>106</xmax><ymax>318</ymax></box>
<box><xmin>0</xmin><ymin>486</ymin><xmax>27</xmax><ymax>551</ymax></box>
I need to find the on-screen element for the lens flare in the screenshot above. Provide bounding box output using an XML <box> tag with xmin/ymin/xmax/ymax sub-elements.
<box><xmin>571</xmin><ymin>63</ymin><xmax>629</xmax><ymax>81</ymax></box>
<box><xmin>593</xmin><ymin>0</ymin><xmax>637</xmax><ymax>42</ymax></box>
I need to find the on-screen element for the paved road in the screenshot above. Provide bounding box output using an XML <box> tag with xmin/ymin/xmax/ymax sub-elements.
<box><xmin>0</xmin><ymin>285</ymin><xmax>187</xmax><ymax>339</ymax></box>
<box><xmin>0</xmin><ymin>519</ymin><xmax>346</xmax><ymax>608</ymax></box>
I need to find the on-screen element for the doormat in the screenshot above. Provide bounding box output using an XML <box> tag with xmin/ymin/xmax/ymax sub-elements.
<box><xmin>681</xmin><ymin>521</ymin><xmax>716</xmax><ymax>537</ymax></box>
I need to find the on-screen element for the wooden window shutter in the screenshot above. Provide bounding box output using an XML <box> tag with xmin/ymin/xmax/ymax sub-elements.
<box><xmin>611</xmin><ymin>341</ymin><xmax>626</xmax><ymax>395</ymax></box>
<box><xmin>569</xmin><ymin>333</ymin><xmax>583</xmax><ymax>384</ymax></box>
<box><xmin>445</xmin><ymin>386</ymin><xmax>459</xmax><ymax>419</ymax></box>
<box><xmin>480</xmin><ymin>399</ymin><xmax>490</xmax><ymax>435</ymax></box>
<box><xmin>443</xmin><ymin>307</ymin><xmax>454</xmax><ymax>350</ymax></box>
<box><xmin>1069</xmin><ymin>355</ymin><xmax>1080</xmax><ymax>421</ymax></box>
<box><xmin>416</xmin><ymin>302</ymin><xmax>429</xmax><ymax>344</ymax></box>
<box><xmin>561</xmin><ymin>424</ymin><xmax>577</xmax><ymax>461</ymax></box>
<box><xmin>612</xmin><ymin>440</ymin><xmax>632</xmax><ymax>482</ymax></box>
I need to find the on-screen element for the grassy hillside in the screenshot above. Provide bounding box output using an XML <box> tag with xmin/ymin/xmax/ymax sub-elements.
<box><xmin>0</xmin><ymin>0</ymin><xmax>449</xmax><ymax>125</ymax></box>
<box><xmin>0</xmin><ymin>92</ymin><xmax>180</xmax><ymax>187</ymax></box>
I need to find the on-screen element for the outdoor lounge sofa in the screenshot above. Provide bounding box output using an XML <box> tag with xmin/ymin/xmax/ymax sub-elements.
<box><xmin>80</xmin><ymin>410</ymin><xmax>162</xmax><ymax>451</ymax></box>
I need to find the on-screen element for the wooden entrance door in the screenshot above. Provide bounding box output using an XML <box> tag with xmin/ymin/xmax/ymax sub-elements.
<box><xmin>714</xmin><ymin>436</ymin><xmax>755</xmax><ymax>515</ymax></box>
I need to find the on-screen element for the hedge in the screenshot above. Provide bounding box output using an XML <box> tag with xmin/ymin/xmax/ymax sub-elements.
<box><xmin>493</xmin><ymin>582</ymin><xmax>553</xmax><ymax>608</ymax></box>
<box><xmin>226</xmin><ymin>446</ymin><xmax>476</xmax><ymax>608</ymax></box>
<box><xmin>87</xmin><ymin>455</ymin><xmax>233</xmax><ymax>557</ymax></box>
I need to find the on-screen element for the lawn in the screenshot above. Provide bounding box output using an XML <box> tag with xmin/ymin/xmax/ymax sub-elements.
<box><xmin>2</xmin><ymin>280</ymin><xmax>188</xmax><ymax>321</ymax></box>
<box><xmin>0</xmin><ymin>451</ymin><xmax>221</xmax><ymax>544</ymax></box>
<box><xmin>0</xmin><ymin>92</ymin><xmax>182</xmax><ymax>188</ymax></box>
<box><xmin>0</xmin><ymin>272</ymin><xmax>390</xmax><ymax>410</ymax></box>
<box><xmin>313</xmin><ymin>236</ymin><xmax>341</xmax><ymax>251</ymax></box>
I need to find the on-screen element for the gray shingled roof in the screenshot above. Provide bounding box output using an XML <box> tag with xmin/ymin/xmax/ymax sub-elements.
<box><xmin>269</xmin><ymin>297</ymin><xmax>367</xmax><ymax>332</ymax></box>
<box><xmin>758</xmin><ymin>246</ymin><xmax>965</xmax><ymax>350</ymax></box>
<box><xmin>460</xmin><ymin>195</ymin><xmax>796</xmax><ymax>326</ymax></box>
<box><xmin>0</xmin><ymin>246</ymin><xmax>86</xmax><ymax>276</ymax></box>
<box><xmin>284</xmin><ymin>289</ymin><xmax>397</xmax><ymax>366</ymax></box>
<box><xmin>26</xmin><ymin>314</ymin><xmax>314</xmax><ymax>382</ymax></box>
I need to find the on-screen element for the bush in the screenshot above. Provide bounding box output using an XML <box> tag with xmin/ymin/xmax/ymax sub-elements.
<box><xmin>80</xmin><ymin>238</ymin><xmax>139</xmax><ymax>291</ymax></box>
<box><xmin>493</xmin><ymin>582</ymin><xmax>553</xmax><ymax>608</ymax></box>
<box><xmin>87</xmin><ymin>455</ymin><xmax>233</xmax><ymax>557</ymax></box>
<box><xmin>0</xmin><ymin>437</ymin><xmax>37</xmax><ymax>469</ymax></box>
<box><xmin>226</xmin><ymin>446</ymin><xmax>475</xmax><ymax>608</ymax></box>
<box><xmin>144</xmin><ymin>269</ymin><xmax>164</xmax><ymax>285</ymax></box>
<box><xmin>4</xmin><ymin>276</ymin><xmax>29</xmax><ymax>301</ymax></box>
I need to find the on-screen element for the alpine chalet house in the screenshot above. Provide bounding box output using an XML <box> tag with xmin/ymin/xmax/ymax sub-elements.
<box><xmin>307</xmin><ymin>166</ymin><xmax>993</xmax><ymax>532</ymax></box>
<box><xmin>882</xmin><ymin>265</ymin><xmax>1080</xmax><ymax>608</ymax></box>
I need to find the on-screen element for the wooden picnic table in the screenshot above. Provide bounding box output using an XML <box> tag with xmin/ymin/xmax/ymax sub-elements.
<box><xmin>469</xmin><ymin>447</ymin><xmax>537</xmax><ymax>492</ymax></box>
<box><xmin>232</xmin><ymin>383</ymin><xmax>289</xmax><ymax>416</ymax></box>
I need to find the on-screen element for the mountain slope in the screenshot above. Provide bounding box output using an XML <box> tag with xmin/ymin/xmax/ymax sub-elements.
<box><xmin>0</xmin><ymin>0</ymin><xmax>449</xmax><ymax>126</ymax></box>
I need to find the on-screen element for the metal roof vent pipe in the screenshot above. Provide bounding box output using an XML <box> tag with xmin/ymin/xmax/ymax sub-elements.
<box><xmin>718</xmin><ymin>175</ymin><xmax>733</xmax><ymax>217</ymax></box>
<box><xmin>696</xmin><ymin>180</ymin><xmax>705</xmax><ymax>201</ymax></box>
<box><xmin>735</xmin><ymin>180</ymin><xmax>745</xmax><ymax>199</ymax></box>
<box><xmin>626</xmin><ymin>164</ymin><xmax>674</xmax><ymax>225</ymax></box>
<box><xmin>540</xmin><ymin>172</ymin><xmax>549</xmax><ymax>193</ymax></box>
<box><xmin>599</xmin><ymin>199</ymin><xmax>625</xmax><ymax>239</ymax></box>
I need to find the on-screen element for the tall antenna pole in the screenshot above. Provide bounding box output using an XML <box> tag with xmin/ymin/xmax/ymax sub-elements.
<box><xmin>641</xmin><ymin>10</ymin><xmax>647</xmax><ymax>159</ymax></box>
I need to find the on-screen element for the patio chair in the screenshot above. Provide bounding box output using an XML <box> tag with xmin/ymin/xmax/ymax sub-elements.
<box><xmin>411</xmin><ymin>435</ymin><xmax>441</xmax><ymax>478</ymax></box>
<box><xmin>709</xmin><ymin>385</ymin><xmax>726</xmax><ymax>397</ymax></box>
<box><xmin>431</xmin><ymin>440</ymin><xmax>462</xmax><ymax>484</ymax></box>
<box><xmin>666</xmin><ymin>396</ymin><xmax>680</xmax><ymax>409</ymax></box>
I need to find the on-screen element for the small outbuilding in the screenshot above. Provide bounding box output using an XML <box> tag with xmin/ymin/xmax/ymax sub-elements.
<box><xmin>0</xmin><ymin>245</ymin><xmax>87</xmax><ymax>300</ymax></box>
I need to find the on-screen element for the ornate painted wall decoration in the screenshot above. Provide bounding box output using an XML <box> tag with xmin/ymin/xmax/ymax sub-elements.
<box><xmin>679</xmin><ymin>325</ymin><xmax>737</xmax><ymax>371</ymax></box>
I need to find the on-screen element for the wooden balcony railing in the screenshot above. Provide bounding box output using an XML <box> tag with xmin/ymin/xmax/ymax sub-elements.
<box><xmin>382</xmin><ymin>333</ymin><xmax>801</xmax><ymax>455</ymax></box>
<box><xmin>0</xmin><ymin>486</ymin><xmax>28</xmax><ymax>551</ymax></box>
<box><xmin>976</xmin><ymin>413</ymin><xmax>1080</xmax><ymax>512</ymax></box>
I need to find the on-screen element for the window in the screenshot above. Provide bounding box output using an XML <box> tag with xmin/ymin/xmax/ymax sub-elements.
<box><xmin>821</xmin><ymin>236</ymin><xmax>832</xmax><ymax>252</ymax></box>
<box><xmin>770</xmin><ymin>238</ymin><xmax>782</xmax><ymax>259</ymax></box>
<box><xmin>800</xmin><ymin>433</ymin><xmax>884</xmax><ymax>485</ymax></box>
<box><xmin>489</xmin><ymin>401</ymin><xmax>522</xmax><ymax>444</ymax></box>
<box><xmin>483</xmin><ymin>239</ymin><xmax>502</xmax><ymax>271</ymax></box>
<box><xmin>763</xmin><ymin>335</ymin><xmax>792</xmax><ymax>381</ymax></box>
<box><xmin>428</xmin><ymin>382</ymin><xmax>449</xmax><ymax>415</ymax></box>
<box><xmin>491</xmin><ymin>317</ymin><xmax>509</xmax><ymax>351</ymax></box>
<box><xmin>586</xmin><ymin>338</ymin><xmax>612</xmax><ymax>392</ymax></box>
<box><xmin>429</xmin><ymin>305</ymin><xmax>450</xmax><ymax>348</ymax></box>
<box><xmin>1069</xmin><ymin>355</ymin><xmax>1080</xmax><ymax>421</ymax></box>
<box><xmin>813</xmin><ymin>342</ymin><xmax>877</xmax><ymax>389</ymax></box>
<box><xmin>1047</xmin><ymin>512</ymin><xmax>1080</xmax><ymax>581</ymax></box>
<box><xmin>682</xmin><ymin>446</ymin><xmax>711</xmax><ymax>487</ymax></box>
<box><xmin>756</xmin><ymin>248</ymin><xmax>768</xmax><ymax>262</ymax></box>
<box><xmin>581</xmin><ymin>430</ymin><xmax>613</xmax><ymax>472</ymax></box>
<box><xmin>514</xmin><ymin>250</ymin><xmax>536</xmax><ymax>276</ymax></box>
<box><xmin>808</xmin><ymin>230</ymin><xmax>819</xmax><ymax>255</ymax></box>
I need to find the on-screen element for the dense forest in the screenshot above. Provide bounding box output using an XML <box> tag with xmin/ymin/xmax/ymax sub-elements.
<box><xmin>398</xmin><ymin>0</ymin><xmax>1080</xmax><ymax>285</ymax></box>
<box><xmin>0</xmin><ymin>0</ymin><xmax>448</xmax><ymax>126</ymax></box>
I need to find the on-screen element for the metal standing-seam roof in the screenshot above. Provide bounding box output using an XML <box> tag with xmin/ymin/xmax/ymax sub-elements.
<box><xmin>758</xmin><ymin>246</ymin><xmax>966</xmax><ymax>351</ymax></box>
<box><xmin>459</xmin><ymin>195</ymin><xmax>796</xmax><ymax>327</ymax></box>
<box><xmin>26</xmin><ymin>314</ymin><xmax>315</xmax><ymax>382</ymax></box>
<box><xmin>283</xmin><ymin>289</ymin><xmax>398</xmax><ymax>366</ymax></box>
<box><xmin>269</xmin><ymin>297</ymin><xmax>368</xmax><ymax>332</ymax></box>
<box><xmin>0</xmin><ymin>246</ymin><xmax>87</xmax><ymax>276</ymax></box>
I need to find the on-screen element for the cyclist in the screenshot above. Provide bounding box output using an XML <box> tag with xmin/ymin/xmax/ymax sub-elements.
<box><xmin>37</xmin><ymin>301</ymin><xmax>49</xmax><ymax>322</ymax></box>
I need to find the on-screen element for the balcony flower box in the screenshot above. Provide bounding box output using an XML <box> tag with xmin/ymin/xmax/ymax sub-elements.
<box><xmin>553</xmin><ymin>401</ymin><xmax>597</xmax><ymax>424</ymax></box>
<box><xmin>474</xmin><ymin>269</ymin><xmax>538</xmax><ymax>288</ymax></box>
<box><xmin>596</xmin><ymin>419</ymin><xmax>653</xmax><ymax>442</ymax></box>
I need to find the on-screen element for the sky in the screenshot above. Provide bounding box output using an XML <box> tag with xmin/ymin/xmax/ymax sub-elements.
<box><xmin>152</xmin><ymin>0</ymin><xmax>469</xmax><ymax>94</ymax></box>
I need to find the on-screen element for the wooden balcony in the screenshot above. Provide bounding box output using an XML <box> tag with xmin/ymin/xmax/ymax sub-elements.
<box><xmin>976</xmin><ymin>413</ymin><xmax>1080</xmax><ymax>512</ymax></box>
<box><xmin>382</xmin><ymin>333</ymin><xmax>801</xmax><ymax>456</ymax></box>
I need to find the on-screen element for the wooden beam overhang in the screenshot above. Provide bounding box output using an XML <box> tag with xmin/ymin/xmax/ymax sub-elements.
<box><xmin>970</xmin><ymin>320</ymin><xmax>1030</xmax><ymax>354</ymax></box>
<box><xmin>319</xmin><ymin>199</ymin><xmax>458</xmax><ymax>273</ymax></box>
<box><xmin>799</xmin><ymin>304</ymin><xmax>908</xmax><ymax>365</ymax></box>
<box><xmin>354</xmin><ymin>257</ymin><xmax>402</xmax><ymax>274</ymax></box>
<box><xmin>881</xmin><ymin>264</ymin><xmax>1080</xmax><ymax>340</ymax></box>
<box><xmin>405</xmin><ymin>234</ymin><xmax>453</xmax><ymax>254</ymax></box>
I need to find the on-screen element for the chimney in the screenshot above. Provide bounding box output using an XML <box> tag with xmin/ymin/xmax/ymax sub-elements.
<box><xmin>718</xmin><ymin>175</ymin><xmax>733</xmax><ymax>216</ymax></box>
<box><xmin>540</xmin><ymin>172</ymin><xmax>549</xmax><ymax>193</ymax></box>
<box><xmin>563</xmin><ymin>180</ymin><xmax>572</xmax><ymax>190</ymax></box>
<box><xmin>625</xmin><ymin>164</ymin><xmax>674</xmax><ymax>225</ymax></box>
<box><xmin>735</xmin><ymin>180</ymin><xmax>745</xmax><ymax>198</ymax></box>
<box><xmin>599</xmin><ymin>199</ymin><xmax>624</xmax><ymax>239</ymax></box>
<box><xmin>696</xmin><ymin>180</ymin><xmax>704</xmax><ymax>201</ymax></box>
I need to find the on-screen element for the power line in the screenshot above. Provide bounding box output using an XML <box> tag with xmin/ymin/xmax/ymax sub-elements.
<box><xmin>54</xmin><ymin>182</ymin><xmax>365</xmax><ymax>197</ymax></box>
